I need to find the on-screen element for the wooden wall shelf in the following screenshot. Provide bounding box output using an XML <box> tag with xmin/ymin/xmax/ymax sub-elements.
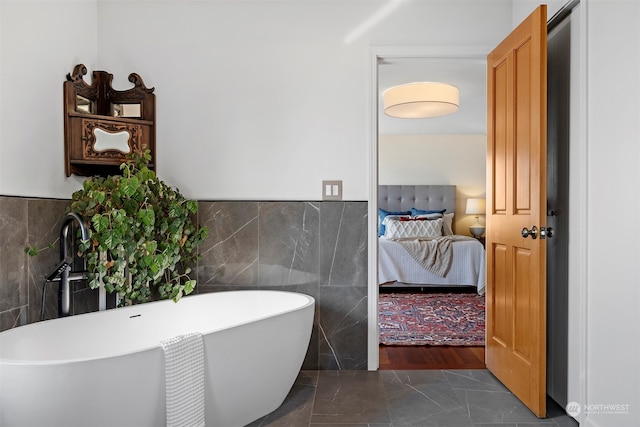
<box><xmin>63</xmin><ymin>64</ymin><xmax>156</xmax><ymax>177</ymax></box>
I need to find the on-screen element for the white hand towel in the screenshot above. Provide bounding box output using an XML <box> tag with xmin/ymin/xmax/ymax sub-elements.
<box><xmin>160</xmin><ymin>332</ymin><xmax>205</xmax><ymax>427</ymax></box>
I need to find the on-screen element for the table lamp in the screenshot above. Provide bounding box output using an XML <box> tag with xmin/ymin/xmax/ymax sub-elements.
<box><xmin>466</xmin><ymin>198</ymin><xmax>486</xmax><ymax>237</ymax></box>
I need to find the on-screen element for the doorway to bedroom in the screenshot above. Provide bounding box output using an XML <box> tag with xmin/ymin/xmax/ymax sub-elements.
<box><xmin>373</xmin><ymin>7</ymin><xmax>573</xmax><ymax>394</ymax></box>
<box><xmin>375</xmin><ymin>54</ymin><xmax>488</xmax><ymax>370</ymax></box>
<box><xmin>378</xmin><ymin>287</ymin><xmax>486</xmax><ymax>369</ymax></box>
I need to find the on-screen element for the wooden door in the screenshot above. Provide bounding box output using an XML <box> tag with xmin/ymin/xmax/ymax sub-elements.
<box><xmin>486</xmin><ymin>5</ymin><xmax>548</xmax><ymax>417</ymax></box>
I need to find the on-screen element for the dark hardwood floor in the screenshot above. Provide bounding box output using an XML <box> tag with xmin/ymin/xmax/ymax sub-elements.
<box><xmin>379</xmin><ymin>345</ymin><xmax>485</xmax><ymax>370</ymax></box>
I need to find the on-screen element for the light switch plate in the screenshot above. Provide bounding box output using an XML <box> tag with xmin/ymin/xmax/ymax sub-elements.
<box><xmin>322</xmin><ymin>180</ymin><xmax>342</xmax><ymax>201</ymax></box>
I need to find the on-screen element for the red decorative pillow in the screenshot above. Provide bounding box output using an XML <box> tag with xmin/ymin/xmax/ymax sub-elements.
<box><xmin>399</xmin><ymin>216</ymin><xmax>436</xmax><ymax>221</ymax></box>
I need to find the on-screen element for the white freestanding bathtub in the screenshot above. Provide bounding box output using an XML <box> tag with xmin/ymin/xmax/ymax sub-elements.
<box><xmin>0</xmin><ymin>290</ymin><xmax>315</xmax><ymax>427</ymax></box>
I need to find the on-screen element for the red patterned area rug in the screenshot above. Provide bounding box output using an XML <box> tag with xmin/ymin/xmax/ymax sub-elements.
<box><xmin>379</xmin><ymin>293</ymin><xmax>485</xmax><ymax>346</ymax></box>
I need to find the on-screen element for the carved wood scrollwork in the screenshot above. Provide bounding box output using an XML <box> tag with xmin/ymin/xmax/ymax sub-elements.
<box><xmin>63</xmin><ymin>64</ymin><xmax>156</xmax><ymax>177</ymax></box>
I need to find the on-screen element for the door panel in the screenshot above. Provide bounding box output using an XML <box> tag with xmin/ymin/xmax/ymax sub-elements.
<box><xmin>486</xmin><ymin>5</ymin><xmax>547</xmax><ymax>417</ymax></box>
<box><xmin>492</xmin><ymin>244</ymin><xmax>508</xmax><ymax>344</ymax></box>
<box><xmin>493</xmin><ymin>57</ymin><xmax>509</xmax><ymax>215</ymax></box>
<box><xmin>514</xmin><ymin>247</ymin><xmax>531</xmax><ymax>358</ymax></box>
<box><xmin>515</xmin><ymin>40</ymin><xmax>533</xmax><ymax>213</ymax></box>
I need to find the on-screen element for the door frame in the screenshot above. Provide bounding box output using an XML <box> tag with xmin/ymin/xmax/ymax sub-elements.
<box><xmin>367</xmin><ymin>35</ymin><xmax>588</xmax><ymax>423</ymax></box>
<box><xmin>564</xmin><ymin>1</ymin><xmax>589</xmax><ymax>424</ymax></box>
<box><xmin>367</xmin><ymin>45</ymin><xmax>492</xmax><ymax>370</ymax></box>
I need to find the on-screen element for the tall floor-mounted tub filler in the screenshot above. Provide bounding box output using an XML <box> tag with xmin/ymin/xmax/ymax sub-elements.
<box><xmin>0</xmin><ymin>290</ymin><xmax>315</xmax><ymax>427</ymax></box>
<box><xmin>38</xmin><ymin>212</ymin><xmax>90</xmax><ymax>320</ymax></box>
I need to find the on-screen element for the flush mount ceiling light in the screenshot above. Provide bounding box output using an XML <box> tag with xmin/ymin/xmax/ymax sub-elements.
<box><xmin>383</xmin><ymin>82</ymin><xmax>459</xmax><ymax>118</ymax></box>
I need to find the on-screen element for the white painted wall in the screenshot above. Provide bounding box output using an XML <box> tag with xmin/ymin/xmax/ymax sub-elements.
<box><xmin>583</xmin><ymin>2</ymin><xmax>640</xmax><ymax>426</ymax></box>
<box><xmin>95</xmin><ymin>0</ymin><xmax>513</xmax><ymax>201</ymax></box>
<box><xmin>512</xmin><ymin>0</ymin><xmax>572</xmax><ymax>25</ymax></box>
<box><xmin>0</xmin><ymin>0</ymin><xmax>514</xmax><ymax>200</ymax></box>
<box><xmin>0</xmin><ymin>0</ymin><xmax>97</xmax><ymax>197</ymax></box>
<box><xmin>379</xmin><ymin>134</ymin><xmax>486</xmax><ymax>234</ymax></box>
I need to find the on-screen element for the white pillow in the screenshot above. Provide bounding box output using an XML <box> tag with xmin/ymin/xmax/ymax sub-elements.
<box><xmin>414</xmin><ymin>212</ymin><xmax>454</xmax><ymax>235</ymax></box>
<box><xmin>441</xmin><ymin>212</ymin><xmax>454</xmax><ymax>235</ymax></box>
<box><xmin>379</xmin><ymin>214</ymin><xmax>411</xmax><ymax>233</ymax></box>
<box><xmin>384</xmin><ymin>217</ymin><xmax>443</xmax><ymax>240</ymax></box>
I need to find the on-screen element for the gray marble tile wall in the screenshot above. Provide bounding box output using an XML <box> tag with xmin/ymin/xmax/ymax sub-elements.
<box><xmin>196</xmin><ymin>201</ymin><xmax>369</xmax><ymax>370</ymax></box>
<box><xmin>0</xmin><ymin>197</ymin><xmax>29</xmax><ymax>330</ymax></box>
<box><xmin>0</xmin><ymin>196</ymin><xmax>98</xmax><ymax>331</ymax></box>
<box><xmin>0</xmin><ymin>197</ymin><xmax>369</xmax><ymax>370</ymax></box>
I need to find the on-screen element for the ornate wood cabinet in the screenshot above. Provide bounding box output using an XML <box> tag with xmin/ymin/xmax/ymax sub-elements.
<box><xmin>63</xmin><ymin>64</ymin><xmax>156</xmax><ymax>176</ymax></box>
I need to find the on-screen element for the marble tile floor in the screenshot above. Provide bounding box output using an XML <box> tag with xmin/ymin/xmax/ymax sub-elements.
<box><xmin>248</xmin><ymin>370</ymin><xmax>579</xmax><ymax>427</ymax></box>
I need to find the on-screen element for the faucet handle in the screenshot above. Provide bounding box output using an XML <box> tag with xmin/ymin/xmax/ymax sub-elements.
<box><xmin>46</xmin><ymin>260</ymin><xmax>71</xmax><ymax>281</ymax></box>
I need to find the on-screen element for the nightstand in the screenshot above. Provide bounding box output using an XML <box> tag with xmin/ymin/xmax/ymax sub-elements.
<box><xmin>472</xmin><ymin>236</ymin><xmax>485</xmax><ymax>247</ymax></box>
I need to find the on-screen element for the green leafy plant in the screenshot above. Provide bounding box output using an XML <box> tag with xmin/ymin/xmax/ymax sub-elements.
<box><xmin>28</xmin><ymin>149</ymin><xmax>209</xmax><ymax>305</ymax></box>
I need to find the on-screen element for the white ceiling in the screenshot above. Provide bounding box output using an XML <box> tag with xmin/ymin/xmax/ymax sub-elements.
<box><xmin>378</xmin><ymin>57</ymin><xmax>487</xmax><ymax>135</ymax></box>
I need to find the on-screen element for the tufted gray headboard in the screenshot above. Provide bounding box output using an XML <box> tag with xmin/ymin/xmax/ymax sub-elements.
<box><xmin>378</xmin><ymin>185</ymin><xmax>456</xmax><ymax>215</ymax></box>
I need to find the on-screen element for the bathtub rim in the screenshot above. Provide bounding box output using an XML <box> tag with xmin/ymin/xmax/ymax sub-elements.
<box><xmin>0</xmin><ymin>289</ymin><xmax>315</xmax><ymax>366</ymax></box>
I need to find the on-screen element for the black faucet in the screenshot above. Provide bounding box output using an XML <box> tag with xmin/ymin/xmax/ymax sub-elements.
<box><xmin>57</xmin><ymin>212</ymin><xmax>89</xmax><ymax>317</ymax></box>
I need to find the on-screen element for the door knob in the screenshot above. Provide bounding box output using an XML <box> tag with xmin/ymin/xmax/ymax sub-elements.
<box><xmin>521</xmin><ymin>226</ymin><xmax>538</xmax><ymax>239</ymax></box>
<box><xmin>540</xmin><ymin>226</ymin><xmax>554</xmax><ymax>239</ymax></box>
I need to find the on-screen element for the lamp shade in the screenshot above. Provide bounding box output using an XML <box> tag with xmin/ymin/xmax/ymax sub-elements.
<box><xmin>465</xmin><ymin>198</ymin><xmax>486</xmax><ymax>216</ymax></box>
<box><xmin>383</xmin><ymin>82</ymin><xmax>459</xmax><ymax>118</ymax></box>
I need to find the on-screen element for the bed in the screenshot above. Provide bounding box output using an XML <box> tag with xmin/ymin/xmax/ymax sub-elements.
<box><xmin>378</xmin><ymin>185</ymin><xmax>486</xmax><ymax>294</ymax></box>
